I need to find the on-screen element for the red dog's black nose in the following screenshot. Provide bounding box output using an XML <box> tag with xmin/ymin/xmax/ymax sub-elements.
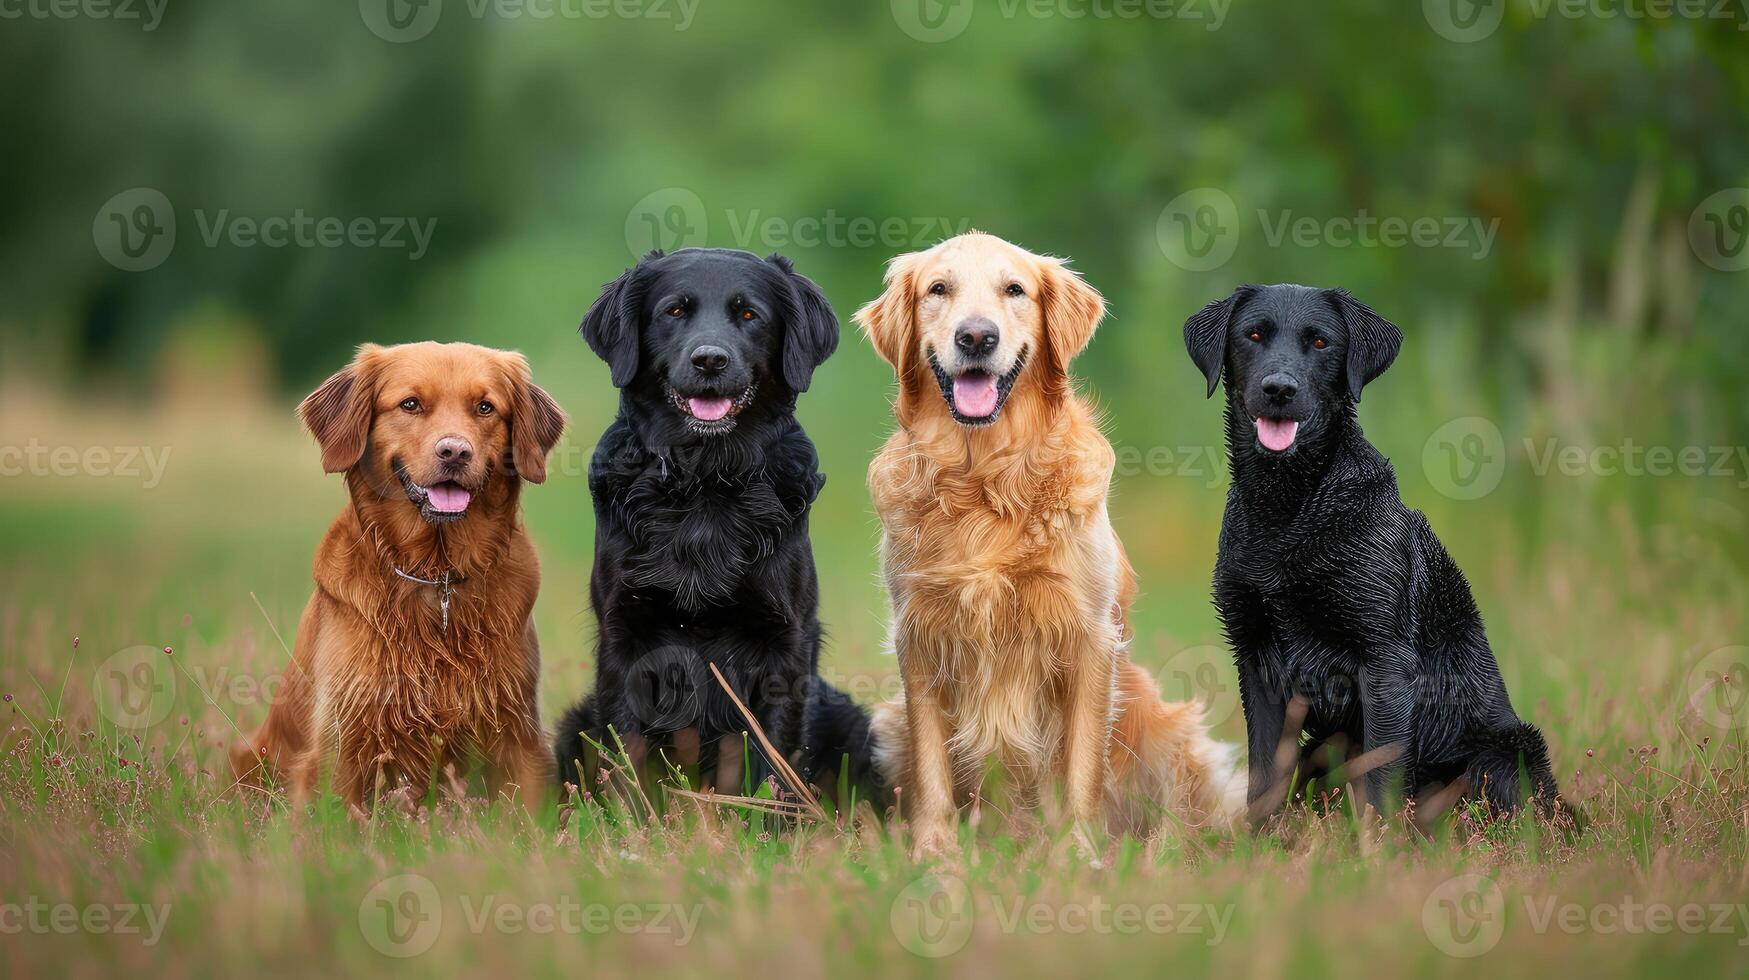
<box><xmin>954</xmin><ymin>317</ymin><xmax>999</xmax><ymax>357</ymax></box>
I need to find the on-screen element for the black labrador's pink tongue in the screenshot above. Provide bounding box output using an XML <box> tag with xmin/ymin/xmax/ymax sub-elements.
<box><xmin>1256</xmin><ymin>417</ymin><xmax>1299</xmax><ymax>452</ymax></box>
<box><xmin>952</xmin><ymin>373</ymin><xmax>999</xmax><ymax>418</ymax></box>
<box><xmin>688</xmin><ymin>396</ymin><xmax>733</xmax><ymax>422</ymax></box>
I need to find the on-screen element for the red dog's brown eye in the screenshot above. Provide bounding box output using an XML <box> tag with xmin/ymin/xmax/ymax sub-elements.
<box><xmin>400</xmin><ymin>398</ymin><xmax>420</xmax><ymax>412</ymax></box>
<box><xmin>477</xmin><ymin>400</ymin><xmax>494</xmax><ymax>416</ymax></box>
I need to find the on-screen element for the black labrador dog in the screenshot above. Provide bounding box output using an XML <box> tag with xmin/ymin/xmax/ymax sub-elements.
<box><xmin>1183</xmin><ymin>284</ymin><xmax>1563</xmax><ymax>823</ymax></box>
<box><xmin>555</xmin><ymin>248</ymin><xmax>865</xmax><ymax>797</ymax></box>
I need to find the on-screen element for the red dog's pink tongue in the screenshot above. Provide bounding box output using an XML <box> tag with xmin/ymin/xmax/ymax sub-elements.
<box><xmin>1256</xmin><ymin>417</ymin><xmax>1299</xmax><ymax>452</ymax></box>
<box><xmin>952</xmin><ymin>373</ymin><xmax>999</xmax><ymax>418</ymax></box>
<box><xmin>426</xmin><ymin>483</ymin><xmax>471</xmax><ymax>513</ymax></box>
<box><xmin>688</xmin><ymin>396</ymin><xmax>733</xmax><ymax>422</ymax></box>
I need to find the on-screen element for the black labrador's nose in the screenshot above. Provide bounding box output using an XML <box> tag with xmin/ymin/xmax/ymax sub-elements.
<box><xmin>1261</xmin><ymin>373</ymin><xmax>1299</xmax><ymax>402</ymax></box>
<box><xmin>435</xmin><ymin>436</ymin><xmax>474</xmax><ymax>465</ymax></box>
<box><xmin>691</xmin><ymin>345</ymin><xmax>730</xmax><ymax>374</ymax></box>
<box><xmin>954</xmin><ymin>317</ymin><xmax>1000</xmax><ymax>358</ymax></box>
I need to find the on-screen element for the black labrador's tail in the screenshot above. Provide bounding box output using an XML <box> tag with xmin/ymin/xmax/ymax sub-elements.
<box><xmin>799</xmin><ymin>678</ymin><xmax>891</xmax><ymax>811</ymax></box>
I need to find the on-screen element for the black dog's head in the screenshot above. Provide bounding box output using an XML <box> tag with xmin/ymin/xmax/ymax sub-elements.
<box><xmin>1183</xmin><ymin>284</ymin><xmax>1402</xmax><ymax>457</ymax></box>
<box><xmin>581</xmin><ymin>248</ymin><xmax>839</xmax><ymax>437</ymax></box>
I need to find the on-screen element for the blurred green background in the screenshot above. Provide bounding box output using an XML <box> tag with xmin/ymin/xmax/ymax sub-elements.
<box><xmin>2</xmin><ymin>0</ymin><xmax>1747</xmax><ymax>736</ymax></box>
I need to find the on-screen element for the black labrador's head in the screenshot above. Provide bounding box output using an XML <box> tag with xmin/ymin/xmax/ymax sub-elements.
<box><xmin>1183</xmin><ymin>284</ymin><xmax>1402</xmax><ymax>457</ymax></box>
<box><xmin>580</xmin><ymin>248</ymin><xmax>839</xmax><ymax>436</ymax></box>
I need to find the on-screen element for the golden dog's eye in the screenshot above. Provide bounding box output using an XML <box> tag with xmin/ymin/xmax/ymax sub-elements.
<box><xmin>1005</xmin><ymin>283</ymin><xmax>1025</xmax><ymax>298</ymax></box>
<box><xmin>1247</xmin><ymin>331</ymin><xmax>1263</xmax><ymax>344</ymax></box>
<box><xmin>1312</xmin><ymin>336</ymin><xmax>1328</xmax><ymax>350</ymax></box>
<box><xmin>928</xmin><ymin>281</ymin><xmax>947</xmax><ymax>296</ymax></box>
<box><xmin>477</xmin><ymin>400</ymin><xmax>494</xmax><ymax>416</ymax></box>
<box><xmin>400</xmin><ymin>398</ymin><xmax>421</xmax><ymax>413</ymax></box>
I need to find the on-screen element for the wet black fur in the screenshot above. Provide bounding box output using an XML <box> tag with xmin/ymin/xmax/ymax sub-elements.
<box><xmin>554</xmin><ymin>248</ymin><xmax>863</xmax><ymax>794</ymax></box>
<box><xmin>1184</xmin><ymin>284</ymin><xmax>1564</xmax><ymax>823</ymax></box>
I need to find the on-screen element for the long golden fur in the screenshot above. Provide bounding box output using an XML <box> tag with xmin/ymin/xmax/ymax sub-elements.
<box><xmin>855</xmin><ymin>233</ymin><xmax>1242</xmax><ymax>856</ymax></box>
<box><xmin>230</xmin><ymin>341</ymin><xmax>566</xmax><ymax>808</ymax></box>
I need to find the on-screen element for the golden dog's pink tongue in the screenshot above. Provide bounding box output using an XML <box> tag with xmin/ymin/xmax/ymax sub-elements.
<box><xmin>1256</xmin><ymin>417</ymin><xmax>1299</xmax><ymax>452</ymax></box>
<box><xmin>426</xmin><ymin>482</ymin><xmax>471</xmax><ymax>513</ymax></box>
<box><xmin>688</xmin><ymin>396</ymin><xmax>733</xmax><ymax>422</ymax></box>
<box><xmin>952</xmin><ymin>373</ymin><xmax>999</xmax><ymax>418</ymax></box>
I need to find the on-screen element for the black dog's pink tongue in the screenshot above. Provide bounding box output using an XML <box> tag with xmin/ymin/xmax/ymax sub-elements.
<box><xmin>1256</xmin><ymin>417</ymin><xmax>1299</xmax><ymax>452</ymax></box>
<box><xmin>688</xmin><ymin>396</ymin><xmax>733</xmax><ymax>422</ymax></box>
<box><xmin>952</xmin><ymin>373</ymin><xmax>999</xmax><ymax>418</ymax></box>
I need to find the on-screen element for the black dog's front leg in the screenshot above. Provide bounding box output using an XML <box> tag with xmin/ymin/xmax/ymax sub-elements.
<box><xmin>1357</xmin><ymin>643</ymin><xmax>1417</xmax><ymax>814</ymax></box>
<box><xmin>1236</xmin><ymin>655</ymin><xmax>1291</xmax><ymax>817</ymax></box>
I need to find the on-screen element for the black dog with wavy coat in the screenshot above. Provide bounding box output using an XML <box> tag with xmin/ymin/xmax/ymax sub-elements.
<box><xmin>555</xmin><ymin>248</ymin><xmax>858</xmax><ymax>796</ymax></box>
<box><xmin>1184</xmin><ymin>284</ymin><xmax>1564</xmax><ymax>823</ymax></box>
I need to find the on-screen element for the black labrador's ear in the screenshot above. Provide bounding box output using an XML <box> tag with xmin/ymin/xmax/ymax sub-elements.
<box><xmin>1327</xmin><ymin>289</ymin><xmax>1403</xmax><ymax>403</ymax></box>
<box><xmin>1183</xmin><ymin>286</ymin><xmax>1251</xmax><ymax>398</ymax></box>
<box><xmin>768</xmin><ymin>252</ymin><xmax>840</xmax><ymax>393</ymax></box>
<box><xmin>579</xmin><ymin>250</ymin><xmax>660</xmax><ymax>388</ymax></box>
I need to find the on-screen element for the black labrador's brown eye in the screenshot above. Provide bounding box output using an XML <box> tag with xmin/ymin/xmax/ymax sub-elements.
<box><xmin>667</xmin><ymin>305</ymin><xmax>685</xmax><ymax>318</ymax></box>
<box><xmin>400</xmin><ymin>398</ymin><xmax>421</xmax><ymax>413</ymax></box>
<box><xmin>741</xmin><ymin>309</ymin><xmax>757</xmax><ymax>322</ymax></box>
<box><xmin>1005</xmin><ymin>283</ymin><xmax>1025</xmax><ymax>298</ymax></box>
<box><xmin>1247</xmin><ymin>331</ymin><xmax>1263</xmax><ymax>344</ymax></box>
<box><xmin>1312</xmin><ymin>337</ymin><xmax>1328</xmax><ymax>350</ymax></box>
<box><xmin>928</xmin><ymin>281</ymin><xmax>947</xmax><ymax>296</ymax></box>
<box><xmin>477</xmin><ymin>400</ymin><xmax>494</xmax><ymax>416</ymax></box>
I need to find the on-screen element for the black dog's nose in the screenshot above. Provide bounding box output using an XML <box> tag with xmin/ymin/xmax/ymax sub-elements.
<box><xmin>1261</xmin><ymin>373</ymin><xmax>1299</xmax><ymax>402</ymax></box>
<box><xmin>435</xmin><ymin>436</ymin><xmax>474</xmax><ymax>465</ymax></box>
<box><xmin>690</xmin><ymin>345</ymin><xmax>730</xmax><ymax>374</ymax></box>
<box><xmin>954</xmin><ymin>318</ymin><xmax>1000</xmax><ymax>358</ymax></box>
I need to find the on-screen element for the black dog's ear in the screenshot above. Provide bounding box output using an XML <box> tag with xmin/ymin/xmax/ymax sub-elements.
<box><xmin>768</xmin><ymin>252</ymin><xmax>839</xmax><ymax>393</ymax></box>
<box><xmin>1327</xmin><ymin>289</ymin><xmax>1403</xmax><ymax>403</ymax></box>
<box><xmin>579</xmin><ymin>250</ymin><xmax>661</xmax><ymax>388</ymax></box>
<box><xmin>1183</xmin><ymin>286</ymin><xmax>1251</xmax><ymax>398</ymax></box>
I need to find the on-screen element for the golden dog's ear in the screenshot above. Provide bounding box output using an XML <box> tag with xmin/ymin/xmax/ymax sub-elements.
<box><xmin>1040</xmin><ymin>257</ymin><xmax>1105</xmax><ymax>383</ymax></box>
<box><xmin>854</xmin><ymin>250</ymin><xmax>924</xmax><ymax>382</ymax></box>
<box><xmin>298</xmin><ymin>344</ymin><xmax>383</xmax><ymax>473</ymax></box>
<box><xmin>503</xmin><ymin>353</ymin><xmax>568</xmax><ymax>484</ymax></box>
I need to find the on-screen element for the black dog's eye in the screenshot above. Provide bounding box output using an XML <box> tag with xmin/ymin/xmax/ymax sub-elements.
<box><xmin>1004</xmin><ymin>283</ymin><xmax>1025</xmax><ymax>298</ymax></box>
<box><xmin>666</xmin><ymin>304</ymin><xmax>686</xmax><ymax>318</ymax></box>
<box><xmin>740</xmin><ymin>309</ymin><xmax>758</xmax><ymax>322</ymax></box>
<box><xmin>477</xmin><ymin>400</ymin><xmax>494</xmax><ymax>416</ymax></box>
<box><xmin>1246</xmin><ymin>331</ymin><xmax>1263</xmax><ymax>344</ymax></box>
<box><xmin>400</xmin><ymin>397</ymin><xmax>421</xmax><ymax>413</ymax></box>
<box><xmin>928</xmin><ymin>281</ymin><xmax>947</xmax><ymax>296</ymax></box>
<box><xmin>1311</xmin><ymin>336</ymin><xmax>1328</xmax><ymax>350</ymax></box>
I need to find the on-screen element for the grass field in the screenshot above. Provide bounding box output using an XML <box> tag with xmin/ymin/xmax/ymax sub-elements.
<box><xmin>2</xmin><ymin>351</ymin><xmax>1747</xmax><ymax>979</ymax></box>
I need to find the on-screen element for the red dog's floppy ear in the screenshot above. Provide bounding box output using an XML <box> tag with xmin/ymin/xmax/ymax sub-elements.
<box><xmin>504</xmin><ymin>353</ymin><xmax>568</xmax><ymax>484</ymax></box>
<box><xmin>1040</xmin><ymin>256</ymin><xmax>1105</xmax><ymax>390</ymax></box>
<box><xmin>298</xmin><ymin>344</ymin><xmax>383</xmax><ymax>473</ymax></box>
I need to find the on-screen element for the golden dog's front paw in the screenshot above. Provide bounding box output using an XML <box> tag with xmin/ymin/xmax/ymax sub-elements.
<box><xmin>909</xmin><ymin>821</ymin><xmax>960</xmax><ymax>862</ymax></box>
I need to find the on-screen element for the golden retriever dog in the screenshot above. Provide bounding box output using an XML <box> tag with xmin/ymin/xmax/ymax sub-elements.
<box><xmin>230</xmin><ymin>341</ymin><xmax>567</xmax><ymax>808</ymax></box>
<box><xmin>854</xmin><ymin>233</ymin><xmax>1242</xmax><ymax>857</ymax></box>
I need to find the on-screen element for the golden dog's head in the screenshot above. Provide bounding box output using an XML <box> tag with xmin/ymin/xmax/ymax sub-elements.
<box><xmin>299</xmin><ymin>342</ymin><xmax>566</xmax><ymax>524</ymax></box>
<box><xmin>855</xmin><ymin>232</ymin><xmax>1104</xmax><ymax>427</ymax></box>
